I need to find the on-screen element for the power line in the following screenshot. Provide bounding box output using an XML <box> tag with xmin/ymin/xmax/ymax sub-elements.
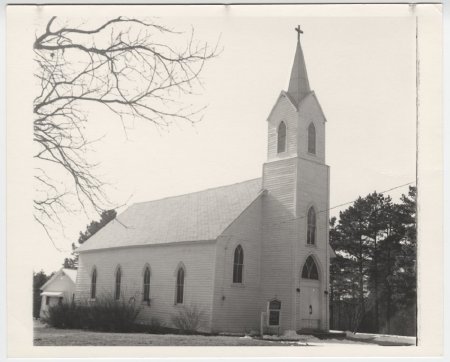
<box><xmin>327</xmin><ymin>181</ymin><xmax>416</xmax><ymax>214</ymax></box>
<box><xmin>266</xmin><ymin>180</ymin><xmax>417</xmax><ymax>227</ymax></box>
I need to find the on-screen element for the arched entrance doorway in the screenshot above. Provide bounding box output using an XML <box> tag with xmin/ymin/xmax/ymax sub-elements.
<box><xmin>297</xmin><ymin>255</ymin><xmax>321</xmax><ymax>331</ymax></box>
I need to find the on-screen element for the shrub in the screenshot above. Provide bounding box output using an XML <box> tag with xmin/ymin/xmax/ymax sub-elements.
<box><xmin>41</xmin><ymin>301</ymin><xmax>77</xmax><ymax>329</ymax></box>
<box><xmin>171</xmin><ymin>305</ymin><xmax>205</xmax><ymax>334</ymax></box>
<box><xmin>42</xmin><ymin>296</ymin><xmax>141</xmax><ymax>332</ymax></box>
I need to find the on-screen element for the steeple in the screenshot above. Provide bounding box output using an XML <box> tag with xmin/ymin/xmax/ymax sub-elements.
<box><xmin>287</xmin><ymin>25</ymin><xmax>311</xmax><ymax>105</ymax></box>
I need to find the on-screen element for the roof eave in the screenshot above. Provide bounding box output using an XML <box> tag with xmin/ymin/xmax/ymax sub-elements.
<box><xmin>77</xmin><ymin>238</ymin><xmax>218</xmax><ymax>254</ymax></box>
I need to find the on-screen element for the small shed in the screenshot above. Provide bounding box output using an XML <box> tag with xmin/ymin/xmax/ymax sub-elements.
<box><xmin>39</xmin><ymin>268</ymin><xmax>77</xmax><ymax>318</ymax></box>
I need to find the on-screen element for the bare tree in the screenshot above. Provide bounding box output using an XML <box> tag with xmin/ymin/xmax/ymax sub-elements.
<box><xmin>33</xmin><ymin>16</ymin><xmax>218</xmax><ymax>242</ymax></box>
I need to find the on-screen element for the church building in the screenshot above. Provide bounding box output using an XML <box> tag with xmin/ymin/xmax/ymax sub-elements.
<box><xmin>75</xmin><ymin>27</ymin><xmax>332</xmax><ymax>334</ymax></box>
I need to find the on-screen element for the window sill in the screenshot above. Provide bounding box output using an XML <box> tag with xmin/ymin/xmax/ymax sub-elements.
<box><xmin>230</xmin><ymin>283</ymin><xmax>245</xmax><ymax>288</ymax></box>
<box><xmin>305</xmin><ymin>243</ymin><xmax>317</xmax><ymax>248</ymax></box>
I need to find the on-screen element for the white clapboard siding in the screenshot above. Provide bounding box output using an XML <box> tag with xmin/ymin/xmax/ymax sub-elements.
<box><xmin>76</xmin><ymin>241</ymin><xmax>217</xmax><ymax>332</ymax></box>
<box><xmin>297</xmin><ymin>92</ymin><xmax>327</xmax><ymax>163</ymax></box>
<box><xmin>267</xmin><ymin>93</ymin><xmax>299</xmax><ymax>161</ymax></box>
<box><xmin>210</xmin><ymin>195</ymin><xmax>263</xmax><ymax>333</ymax></box>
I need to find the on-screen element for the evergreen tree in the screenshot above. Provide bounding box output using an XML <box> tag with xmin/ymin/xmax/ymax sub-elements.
<box><xmin>331</xmin><ymin>197</ymin><xmax>373</xmax><ymax>330</ymax></box>
<box><xmin>329</xmin><ymin>186</ymin><xmax>417</xmax><ymax>335</ymax></box>
<box><xmin>33</xmin><ymin>270</ymin><xmax>51</xmax><ymax>318</ymax></box>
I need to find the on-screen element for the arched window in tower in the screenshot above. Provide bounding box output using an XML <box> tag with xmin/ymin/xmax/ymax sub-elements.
<box><xmin>90</xmin><ymin>267</ymin><xmax>97</xmax><ymax>300</ymax></box>
<box><xmin>114</xmin><ymin>266</ymin><xmax>121</xmax><ymax>300</ymax></box>
<box><xmin>307</xmin><ymin>206</ymin><xmax>316</xmax><ymax>245</ymax></box>
<box><xmin>176</xmin><ymin>267</ymin><xmax>185</xmax><ymax>304</ymax></box>
<box><xmin>301</xmin><ymin>256</ymin><xmax>319</xmax><ymax>280</ymax></box>
<box><xmin>277</xmin><ymin>121</ymin><xmax>287</xmax><ymax>153</ymax></box>
<box><xmin>143</xmin><ymin>266</ymin><xmax>151</xmax><ymax>302</ymax></box>
<box><xmin>233</xmin><ymin>245</ymin><xmax>244</xmax><ymax>283</ymax></box>
<box><xmin>308</xmin><ymin>122</ymin><xmax>316</xmax><ymax>154</ymax></box>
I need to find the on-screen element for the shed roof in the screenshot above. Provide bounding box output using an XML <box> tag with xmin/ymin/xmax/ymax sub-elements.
<box><xmin>77</xmin><ymin>178</ymin><xmax>263</xmax><ymax>252</ymax></box>
<box><xmin>40</xmin><ymin>268</ymin><xmax>77</xmax><ymax>290</ymax></box>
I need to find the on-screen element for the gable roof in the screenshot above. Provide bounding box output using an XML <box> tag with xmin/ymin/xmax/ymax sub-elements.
<box><xmin>62</xmin><ymin>268</ymin><xmax>77</xmax><ymax>283</ymax></box>
<box><xmin>77</xmin><ymin>178</ymin><xmax>263</xmax><ymax>252</ymax></box>
<box><xmin>298</xmin><ymin>91</ymin><xmax>327</xmax><ymax>123</ymax></box>
<box><xmin>266</xmin><ymin>90</ymin><xmax>300</xmax><ymax>122</ymax></box>
<box><xmin>40</xmin><ymin>268</ymin><xmax>77</xmax><ymax>290</ymax></box>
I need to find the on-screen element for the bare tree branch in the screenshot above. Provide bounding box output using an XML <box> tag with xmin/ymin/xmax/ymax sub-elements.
<box><xmin>34</xmin><ymin>16</ymin><xmax>219</xmax><ymax>242</ymax></box>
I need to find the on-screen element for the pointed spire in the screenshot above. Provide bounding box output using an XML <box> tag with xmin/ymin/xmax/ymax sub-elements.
<box><xmin>287</xmin><ymin>25</ymin><xmax>311</xmax><ymax>105</ymax></box>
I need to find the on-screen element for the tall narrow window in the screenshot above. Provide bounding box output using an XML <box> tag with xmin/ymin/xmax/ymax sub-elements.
<box><xmin>233</xmin><ymin>245</ymin><xmax>244</xmax><ymax>283</ymax></box>
<box><xmin>90</xmin><ymin>267</ymin><xmax>97</xmax><ymax>299</ymax></box>
<box><xmin>176</xmin><ymin>267</ymin><xmax>185</xmax><ymax>304</ymax></box>
<box><xmin>277</xmin><ymin>121</ymin><xmax>287</xmax><ymax>153</ymax></box>
<box><xmin>143</xmin><ymin>266</ymin><xmax>151</xmax><ymax>302</ymax></box>
<box><xmin>268</xmin><ymin>299</ymin><xmax>281</xmax><ymax>326</ymax></box>
<box><xmin>114</xmin><ymin>266</ymin><xmax>121</xmax><ymax>300</ymax></box>
<box><xmin>308</xmin><ymin>122</ymin><xmax>316</xmax><ymax>154</ymax></box>
<box><xmin>301</xmin><ymin>256</ymin><xmax>319</xmax><ymax>280</ymax></box>
<box><xmin>307</xmin><ymin>207</ymin><xmax>316</xmax><ymax>245</ymax></box>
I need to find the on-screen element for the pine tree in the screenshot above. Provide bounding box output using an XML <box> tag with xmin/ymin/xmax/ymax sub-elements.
<box><xmin>329</xmin><ymin>187</ymin><xmax>416</xmax><ymax>335</ymax></box>
<box><xmin>33</xmin><ymin>270</ymin><xmax>51</xmax><ymax>318</ymax></box>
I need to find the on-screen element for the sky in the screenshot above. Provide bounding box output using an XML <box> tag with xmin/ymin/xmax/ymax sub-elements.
<box><xmin>30</xmin><ymin>7</ymin><xmax>417</xmax><ymax>272</ymax></box>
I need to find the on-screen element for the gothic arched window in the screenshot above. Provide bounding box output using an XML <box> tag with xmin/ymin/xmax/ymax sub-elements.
<box><xmin>307</xmin><ymin>206</ymin><xmax>316</xmax><ymax>245</ymax></box>
<box><xmin>114</xmin><ymin>266</ymin><xmax>122</xmax><ymax>300</ymax></box>
<box><xmin>308</xmin><ymin>122</ymin><xmax>316</xmax><ymax>154</ymax></box>
<box><xmin>233</xmin><ymin>245</ymin><xmax>244</xmax><ymax>283</ymax></box>
<box><xmin>90</xmin><ymin>267</ymin><xmax>97</xmax><ymax>299</ymax></box>
<box><xmin>277</xmin><ymin>121</ymin><xmax>287</xmax><ymax>153</ymax></box>
<box><xmin>176</xmin><ymin>267</ymin><xmax>185</xmax><ymax>304</ymax></box>
<box><xmin>143</xmin><ymin>266</ymin><xmax>151</xmax><ymax>302</ymax></box>
<box><xmin>268</xmin><ymin>299</ymin><xmax>281</xmax><ymax>326</ymax></box>
<box><xmin>302</xmin><ymin>256</ymin><xmax>319</xmax><ymax>280</ymax></box>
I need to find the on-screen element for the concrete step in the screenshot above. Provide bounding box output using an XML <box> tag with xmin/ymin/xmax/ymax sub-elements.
<box><xmin>296</xmin><ymin>330</ymin><xmax>347</xmax><ymax>340</ymax></box>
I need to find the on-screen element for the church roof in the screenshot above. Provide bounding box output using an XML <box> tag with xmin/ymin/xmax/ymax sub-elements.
<box><xmin>287</xmin><ymin>36</ymin><xmax>311</xmax><ymax>106</ymax></box>
<box><xmin>77</xmin><ymin>178</ymin><xmax>263</xmax><ymax>252</ymax></box>
<box><xmin>62</xmin><ymin>268</ymin><xmax>78</xmax><ymax>283</ymax></box>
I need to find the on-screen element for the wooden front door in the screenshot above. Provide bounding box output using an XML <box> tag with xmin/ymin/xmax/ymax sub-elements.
<box><xmin>298</xmin><ymin>281</ymin><xmax>321</xmax><ymax>330</ymax></box>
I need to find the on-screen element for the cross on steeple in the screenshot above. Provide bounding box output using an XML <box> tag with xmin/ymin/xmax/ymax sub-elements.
<box><xmin>295</xmin><ymin>25</ymin><xmax>303</xmax><ymax>41</ymax></box>
<box><xmin>288</xmin><ymin>24</ymin><xmax>310</xmax><ymax>105</ymax></box>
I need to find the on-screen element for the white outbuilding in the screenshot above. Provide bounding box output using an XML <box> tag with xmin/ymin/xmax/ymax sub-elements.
<box><xmin>40</xmin><ymin>268</ymin><xmax>77</xmax><ymax>318</ymax></box>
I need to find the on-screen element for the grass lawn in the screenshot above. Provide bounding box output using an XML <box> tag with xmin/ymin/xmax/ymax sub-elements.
<box><xmin>34</xmin><ymin>321</ymin><xmax>410</xmax><ymax>346</ymax></box>
<box><xmin>34</xmin><ymin>324</ymin><xmax>303</xmax><ymax>346</ymax></box>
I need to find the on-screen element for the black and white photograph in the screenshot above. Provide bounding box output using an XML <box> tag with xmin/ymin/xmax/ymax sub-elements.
<box><xmin>5</xmin><ymin>3</ymin><xmax>444</xmax><ymax>358</ymax></box>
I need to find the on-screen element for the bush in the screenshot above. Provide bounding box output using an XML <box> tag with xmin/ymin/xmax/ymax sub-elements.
<box><xmin>171</xmin><ymin>305</ymin><xmax>205</xmax><ymax>334</ymax></box>
<box><xmin>42</xmin><ymin>296</ymin><xmax>141</xmax><ymax>332</ymax></box>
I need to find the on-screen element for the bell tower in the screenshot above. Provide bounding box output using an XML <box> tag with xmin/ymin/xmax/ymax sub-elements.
<box><xmin>261</xmin><ymin>26</ymin><xmax>330</xmax><ymax>332</ymax></box>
